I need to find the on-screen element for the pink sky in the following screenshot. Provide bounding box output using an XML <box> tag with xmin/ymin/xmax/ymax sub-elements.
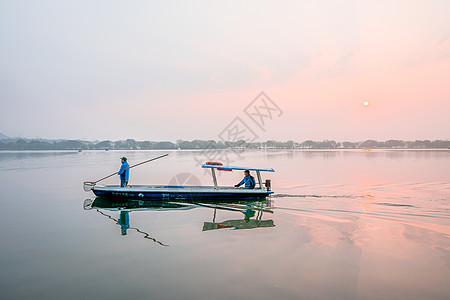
<box><xmin>0</xmin><ymin>0</ymin><xmax>449</xmax><ymax>141</ymax></box>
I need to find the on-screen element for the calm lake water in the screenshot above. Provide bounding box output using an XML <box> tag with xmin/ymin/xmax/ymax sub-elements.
<box><xmin>0</xmin><ymin>149</ymin><xmax>449</xmax><ymax>299</ymax></box>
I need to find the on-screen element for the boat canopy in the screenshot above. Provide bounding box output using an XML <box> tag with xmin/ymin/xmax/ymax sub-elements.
<box><xmin>201</xmin><ymin>164</ymin><xmax>275</xmax><ymax>172</ymax></box>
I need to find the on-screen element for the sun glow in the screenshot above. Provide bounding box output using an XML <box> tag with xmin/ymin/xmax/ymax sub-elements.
<box><xmin>363</xmin><ymin>101</ymin><xmax>370</xmax><ymax>106</ymax></box>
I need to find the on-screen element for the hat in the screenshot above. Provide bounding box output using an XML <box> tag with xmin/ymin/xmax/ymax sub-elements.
<box><xmin>121</xmin><ymin>157</ymin><xmax>127</xmax><ymax>161</ymax></box>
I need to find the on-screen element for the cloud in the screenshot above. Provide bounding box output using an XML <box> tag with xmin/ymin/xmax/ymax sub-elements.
<box><xmin>404</xmin><ymin>36</ymin><xmax>450</xmax><ymax>68</ymax></box>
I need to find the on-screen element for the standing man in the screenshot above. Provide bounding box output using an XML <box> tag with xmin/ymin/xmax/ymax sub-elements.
<box><xmin>235</xmin><ymin>170</ymin><xmax>256</xmax><ymax>189</ymax></box>
<box><xmin>118</xmin><ymin>157</ymin><xmax>130</xmax><ymax>187</ymax></box>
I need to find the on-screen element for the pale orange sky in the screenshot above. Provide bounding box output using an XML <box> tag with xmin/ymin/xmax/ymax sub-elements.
<box><xmin>0</xmin><ymin>0</ymin><xmax>449</xmax><ymax>141</ymax></box>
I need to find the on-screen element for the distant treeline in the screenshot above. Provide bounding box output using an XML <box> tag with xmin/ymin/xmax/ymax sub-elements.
<box><xmin>0</xmin><ymin>139</ymin><xmax>449</xmax><ymax>150</ymax></box>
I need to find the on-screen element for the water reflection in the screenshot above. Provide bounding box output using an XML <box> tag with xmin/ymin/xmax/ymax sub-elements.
<box><xmin>118</xmin><ymin>211</ymin><xmax>129</xmax><ymax>235</ymax></box>
<box><xmin>360</xmin><ymin>184</ymin><xmax>375</xmax><ymax>213</ymax></box>
<box><xmin>83</xmin><ymin>198</ymin><xmax>176</xmax><ymax>246</ymax></box>
<box><xmin>0</xmin><ymin>150</ymin><xmax>78</xmax><ymax>162</ymax></box>
<box><xmin>198</xmin><ymin>202</ymin><xmax>275</xmax><ymax>231</ymax></box>
<box><xmin>84</xmin><ymin>198</ymin><xmax>275</xmax><ymax>240</ymax></box>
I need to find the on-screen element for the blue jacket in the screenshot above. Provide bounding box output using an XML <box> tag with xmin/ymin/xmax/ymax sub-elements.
<box><xmin>237</xmin><ymin>175</ymin><xmax>256</xmax><ymax>189</ymax></box>
<box><xmin>118</xmin><ymin>161</ymin><xmax>130</xmax><ymax>180</ymax></box>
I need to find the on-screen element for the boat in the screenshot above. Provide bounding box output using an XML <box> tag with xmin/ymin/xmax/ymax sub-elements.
<box><xmin>90</xmin><ymin>162</ymin><xmax>275</xmax><ymax>201</ymax></box>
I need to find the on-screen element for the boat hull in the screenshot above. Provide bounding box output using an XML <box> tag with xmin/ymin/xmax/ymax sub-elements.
<box><xmin>92</xmin><ymin>185</ymin><xmax>272</xmax><ymax>201</ymax></box>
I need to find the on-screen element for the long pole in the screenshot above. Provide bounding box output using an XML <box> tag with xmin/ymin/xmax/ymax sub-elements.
<box><xmin>83</xmin><ymin>153</ymin><xmax>169</xmax><ymax>191</ymax></box>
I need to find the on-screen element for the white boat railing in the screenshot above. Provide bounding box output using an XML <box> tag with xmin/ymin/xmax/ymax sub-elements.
<box><xmin>201</xmin><ymin>164</ymin><xmax>275</xmax><ymax>190</ymax></box>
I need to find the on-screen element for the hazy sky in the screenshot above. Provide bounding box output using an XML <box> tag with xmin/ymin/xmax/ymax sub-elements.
<box><xmin>1</xmin><ymin>0</ymin><xmax>449</xmax><ymax>141</ymax></box>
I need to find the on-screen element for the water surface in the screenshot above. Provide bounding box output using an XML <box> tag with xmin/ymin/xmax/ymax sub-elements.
<box><xmin>0</xmin><ymin>150</ymin><xmax>449</xmax><ymax>299</ymax></box>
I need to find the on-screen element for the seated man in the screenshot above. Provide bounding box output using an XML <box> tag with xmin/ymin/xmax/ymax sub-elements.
<box><xmin>235</xmin><ymin>170</ymin><xmax>256</xmax><ymax>189</ymax></box>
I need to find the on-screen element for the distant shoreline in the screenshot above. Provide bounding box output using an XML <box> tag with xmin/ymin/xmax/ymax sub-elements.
<box><xmin>0</xmin><ymin>138</ymin><xmax>448</xmax><ymax>151</ymax></box>
<box><xmin>0</xmin><ymin>149</ymin><xmax>448</xmax><ymax>153</ymax></box>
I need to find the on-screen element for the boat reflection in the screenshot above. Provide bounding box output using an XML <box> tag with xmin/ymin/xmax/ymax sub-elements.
<box><xmin>84</xmin><ymin>197</ymin><xmax>197</xmax><ymax>211</ymax></box>
<box><xmin>83</xmin><ymin>198</ymin><xmax>185</xmax><ymax>246</ymax></box>
<box><xmin>197</xmin><ymin>202</ymin><xmax>275</xmax><ymax>231</ymax></box>
<box><xmin>83</xmin><ymin>197</ymin><xmax>275</xmax><ymax>243</ymax></box>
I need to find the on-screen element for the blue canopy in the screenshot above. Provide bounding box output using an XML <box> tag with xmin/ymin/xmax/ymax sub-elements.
<box><xmin>201</xmin><ymin>164</ymin><xmax>275</xmax><ymax>172</ymax></box>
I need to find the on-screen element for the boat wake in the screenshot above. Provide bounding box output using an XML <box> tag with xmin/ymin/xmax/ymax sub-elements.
<box><xmin>272</xmin><ymin>193</ymin><xmax>358</xmax><ymax>199</ymax></box>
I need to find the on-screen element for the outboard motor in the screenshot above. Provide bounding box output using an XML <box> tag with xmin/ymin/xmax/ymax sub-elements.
<box><xmin>265</xmin><ymin>179</ymin><xmax>271</xmax><ymax>191</ymax></box>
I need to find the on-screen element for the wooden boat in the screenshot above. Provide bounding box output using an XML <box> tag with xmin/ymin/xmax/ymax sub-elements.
<box><xmin>91</xmin><ymin>163</ymin><xmax>275</xmax><ymax>201</ymax></box>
